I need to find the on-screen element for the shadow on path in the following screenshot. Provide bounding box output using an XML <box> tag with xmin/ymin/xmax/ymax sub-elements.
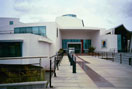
<box><xmin>76</xmin><ymin>55</ymin><xmax>115</xmax><ymax>88</ymax></box>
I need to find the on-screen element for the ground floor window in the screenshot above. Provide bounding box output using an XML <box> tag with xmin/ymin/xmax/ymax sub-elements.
<box><xmin>62</xmin><ymin>39</ymin><xmax>91</xmax><ymax>53</ymax></box>
<box><xmin>0</xmin><ymin>42</ymin><xmax>22</xmax><ymax>57</ymax></box>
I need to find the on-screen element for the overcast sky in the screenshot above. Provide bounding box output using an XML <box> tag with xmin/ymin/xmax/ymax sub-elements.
<box><xmin>0</xmin><ymin>0</ymin><xmax>132</xmax><ymax>30</ymax></box>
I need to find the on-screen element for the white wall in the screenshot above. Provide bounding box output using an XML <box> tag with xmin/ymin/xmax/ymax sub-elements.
<box><xmin>0</xmin><ymin>34</ymin><xmax>50</xmax><ymax>64</ymax></box>
<box><xmin>61</xmin><ymin>30</ymin><xmax>94</xmax><ymax>39</ymax></box>
<box><xmin>0</xmin><ymin>18</ymin><xmax>21</xmax><ymax>33</ymax></box>
<box><xmin>91</xmin><ymin>31</ymin><xmax>100</xmax><ymax>51</ymax></box>
<box><xmin>56</xmin><ymin>16</ymin><xmax>83</xmax><ymax>28</ymax></box>
<box><xmin>0</xmin><ymin>18</ymin><xmax>58</xmax><ymax>56</ymax></box>
<box><xmin>15</xmin><ymin>22</ymin><xmax>58</xmax><ymax>56</ymax></box>
<box><xmin>98</xmin><ymin>35</ymin><xmax>118</xmax><ymax>52</ymax></box>
<box><xmin>61</xmin><ymin>30</ymin><xmax>101</xmax><ymax>51</ymax></box>
<box><xmin>56</xmin><ymin>28</ymin><xmax>62</xmax><ymax>51</ymax></box>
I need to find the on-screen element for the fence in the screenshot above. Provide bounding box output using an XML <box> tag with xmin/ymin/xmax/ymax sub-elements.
<box><xmin>89</xmin><ymin>52</ymin><xmax>132</xmax><ymax>66</ymax></box>
<box><xmin>49</xmin><ymin>52</ymin><xmax>64</xmax><ymax>88</ymax></box>
<box><xmin>114</xmin><ymin>53</ymin><xmax>132</xmax><ymax>65</ymax></box>
<box><xmin>67</xmin><ymin>53</ymin><xmax>76</xmax><ymax>73</ymax></box>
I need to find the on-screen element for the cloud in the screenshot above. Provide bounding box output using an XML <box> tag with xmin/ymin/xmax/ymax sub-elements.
<box><xmin>9</xmin><ymin>0</ymin><xmax>132</xmax><ymax>30</ymax></box>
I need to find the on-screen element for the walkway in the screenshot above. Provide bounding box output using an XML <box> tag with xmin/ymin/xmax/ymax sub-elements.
<box><xmin>51</xmin><ymin>56</ymin><xmax>132</xmax><ymax>89</ymax></box>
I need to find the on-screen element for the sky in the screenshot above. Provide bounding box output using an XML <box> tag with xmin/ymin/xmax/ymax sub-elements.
<box><xmin>0</xmin><ymin>0</ymin><xmax>132</xmax><ymax>30</ymax></box>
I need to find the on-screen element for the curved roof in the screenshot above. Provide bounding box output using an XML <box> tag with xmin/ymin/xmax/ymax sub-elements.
<box><xmin>115</xmin><ymin>24</ymin><xmax>132</xmax><ymax>33</ymax></box>
<box><xmin>115</xmin><ymin>24</ymin><xmax>132</xmax><ymax>39</ymax></box>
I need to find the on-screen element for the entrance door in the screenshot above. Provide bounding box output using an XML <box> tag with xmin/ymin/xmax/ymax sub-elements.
<box><xmin>68</xmin><ymin>44</ymin><xmax>81</xmax><ymax>53</ymax></box>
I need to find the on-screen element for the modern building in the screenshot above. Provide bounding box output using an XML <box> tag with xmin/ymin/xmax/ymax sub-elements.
<box><xmin>0</xmin><ymin>14</ymin><xmax>132</xmax><ymax>65</ymax></box>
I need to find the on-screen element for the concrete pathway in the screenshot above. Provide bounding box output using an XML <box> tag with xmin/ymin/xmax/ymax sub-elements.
<box><xmin>51</xmin><ymin>56</ymin><xmax>132</xmax><ymax>89</ymax></box>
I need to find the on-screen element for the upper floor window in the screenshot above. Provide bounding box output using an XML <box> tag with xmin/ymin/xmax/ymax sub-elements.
<box><xmin>9</xmin><ymin>21</ymin><xmax>14</xmax><ymax>25</ymax></box>
<box><xmin>63</xmin><ymin>14</ymin><xmax>77</xmax><ymax>17</ymax></box>
<box><xmin>14</xmin><ymin>26</ymin><xmax>46</xmax><ymax>36</ymax></box>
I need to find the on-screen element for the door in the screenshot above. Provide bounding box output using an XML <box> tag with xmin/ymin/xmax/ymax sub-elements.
<box><xmin>68</xmin><ymin>44</ymin><xmax>81</xmax><ymax>53</ymax></box>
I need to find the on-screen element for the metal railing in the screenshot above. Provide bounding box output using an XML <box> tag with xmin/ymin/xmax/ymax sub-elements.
<box><xmin>49</xmin><ymin>52</ymin><xmax>64</xmax><ymax>88</ymax></box>
<box><xmin>0</xmin><ymin>56</ymin><xmax>48</xmax><ymax>66</ymax></box>
<box><xmin>89</xmin><ymin>52</ymin><xmax>132</xmax><ymax>66</ymax></box>
<box><xmin>88</xmin><ymin>52</ymin><xmax>115</xmax><ymax>61</ymax></box>
<box><xmin>0</xmin><ymin>52</ymin><xmax>64</xmax><ymax>88</ymax></box>
<box><xmin>0</xmin><ymin>56</ymin><xmax>48</xmax><ymax>85</ymax></box>
<box><xmin>67</xmin><ymin>53</ymin><xmax>76</xmax><ymax>73</ymax></box>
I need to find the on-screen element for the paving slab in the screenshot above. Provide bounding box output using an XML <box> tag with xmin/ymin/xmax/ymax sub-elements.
<box><xmin>52</xmin><ymin>56</ymin><xmax>98</xmax><ymax>89</ymax></box>
<box><xmin>50</xmin><ymin>55</ymin><xmax>132</xmax><ymax>89</ymax></box>
<box><xmin>78</xmin><ymin>56</ymin><xmax>132</xmax><ymax>89</ymax></box>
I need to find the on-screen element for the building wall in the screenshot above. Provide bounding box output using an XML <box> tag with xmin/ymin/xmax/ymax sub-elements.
<box><xmin>56</xmin><ymin>28</ymin><xmax>62</xmax><ymax>52</ymax></box>
<box><xmin>0</xmin><ymin>19</ymin><xmax>58</xmax><ymax>56</ymax></box>
<box><xmin>60</xmin><ymin>30</ymin><xmax>102</xmax><ymax>52</ymax></box>
<box><xmin>56</xmin><ymin>16</ymin><xmax>83</xmax><ymax>28</ymax></box>
<box><xmin>90</xmin><ymin>31</ymin><xmax>100</xmax><ymax>51</ymax></box>
<box><xmin>0</xmin><ymin>18</ymin><xmax>21</xmax><ymax>33</ymax></box>
<box><xmin>15</xmin><ymin>22</ymin><xmax>58</xmax><ymax>56</ymax></box>
<box><xmin>99</xmin><ymin>35</ymin><xmax>118</xmax><ymax>52</ymax></box>
<box><xmin>61</xmin><ymin>30</ymin><xmax>93</xmax><ymax>39</ymax></box>
<box><xmin>0</xmin><ymin>34</ymin><xmax>50</xmax><ymax>64</ymax></box>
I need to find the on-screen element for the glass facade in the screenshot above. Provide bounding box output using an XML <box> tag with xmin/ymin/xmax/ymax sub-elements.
<box><xmin>62</xmin><ymin>39</ymin><xmax>91</xmax><ymax>53</ymax></box>
<box><xmin>0</xmin><ymin>42</ymin><xmax>22</xmax><ymax>57</ymax></box>
<box><xmin>14</xmin><ymin>26</ymin><xmax>46</xmax><ymax>36</ymax></box>
<box><xmin>117</xmin><ymin>35</ymin><xmax>122</xmax><ymax>52</ymax></box>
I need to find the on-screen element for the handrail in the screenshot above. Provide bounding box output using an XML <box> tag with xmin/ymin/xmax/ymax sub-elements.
<box><xmin>50</xmin><ymin>55</ymin><xmax>56</xmax><ymax>59</ymax></box>
<box><xmin>0</xmin><ymin>56</ymin><xmax>48</xmax><ymax>60</ymax></box>
<box><xmin>50</xmin><ymin>52</ymin><xmax>63</xmax><ymax>59</ymax></box>
<box><xmin>0</xmin><ymin>52</ymin><xmax>64</xmax><ymax>60</ymax></box>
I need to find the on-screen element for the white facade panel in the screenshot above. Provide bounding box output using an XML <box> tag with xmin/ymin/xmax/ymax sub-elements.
<box><xmin>0</xmin><ymin>34</ymin><xmax>50</xmax><ymax>64</ymax></box>
<box><xmin>56</xmin><ymin>16</ymin><xmax>83</xmax><ymax>28</ymax></box>
<box><xmin>99</xmin><ymin>35</ymin><xmax>118</xmax><ymax>52</ymax></box>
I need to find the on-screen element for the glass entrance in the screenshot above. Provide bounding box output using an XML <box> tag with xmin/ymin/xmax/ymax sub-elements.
<box><xmin>68</xmin><ymin>44</ymin><xmax>81</xmax><ymax>53</ymax></box>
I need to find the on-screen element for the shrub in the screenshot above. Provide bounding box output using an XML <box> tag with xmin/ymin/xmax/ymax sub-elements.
<box><xmin>58</xmin><ymin>48</ymin><xmax>64</xmax><ymax>54</ymax></box>
<box><xmin>88</xmin><ymin>46</ymin><xmax>95</xmax><ymax>53</ymax></box>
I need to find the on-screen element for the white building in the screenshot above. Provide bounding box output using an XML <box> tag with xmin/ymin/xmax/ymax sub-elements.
<box><xmin>0</xmin><ymin>14</ymin><xmax>132</xmax><ymax>64</ymax></box>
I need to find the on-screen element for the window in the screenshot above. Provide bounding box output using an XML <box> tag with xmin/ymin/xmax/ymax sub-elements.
<box><xmin>39</xmin><ymin>26</ymin><xmax>46</xmax><ymax>36</ymax></box>
<box><xmin>9</xmin><ymin>21</ymin><xmax>14</xmax><ymax>25</ymax></box>
<box><xmin>0</xmin><ymin>42</ymin><xmax>22</xmax><ymax>57</ymax></box>
<box><xmin>14</xmin><ymin>26</ymin><xmax>46</xmax><ymax>36</ymax></box>
<box><xmin>32</xmin><ymin>27</ymin><xmax>39</xmax><ymax>35</ymax></box>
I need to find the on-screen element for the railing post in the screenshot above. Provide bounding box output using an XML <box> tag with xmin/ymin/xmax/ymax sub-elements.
<box><xmin>57</xmin><ymin>55</ymin><xmax>59</xmax><ymax>70</ymax></box>
<box><xmin>106</xmin><ymin>52</ymin><xmax>108</xmax><ymax>59</ymax></box>
<box><xmin>129</xmin><ymin>58</ymin><xmax>131</xmax><ymax>65</ymax></box>
<box><xmin>70</xmin><ymin>54</ymin><xmax>73</xmax><ymax>66</ymax></box>
<box><xmin>54</xmin><ymin>57</ymin><xmax>57</xmax><ymax>77</ymax></box>
<box><xmin>102</xmin><ymin>52</ymin><xmax>103</xmax><ymax>59</ymax></box>
<box><xmin>120</xmin><ymin>53</ymin><xmax>122</xmax><ymax>64</ymax></box>
<box><xmin>49</xmin><ymin>59</ymin><xmax>53</xmax><ymax>88</ymax></box>
<box><xmin>112</xmin><ymin>53</ymin><xmax>114</xmax><ymax>62</ymax></box>
<box><xmin>73</xmin><ymin>56</ymin><xmax>76</xmax><ymax>73</ymax></box>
